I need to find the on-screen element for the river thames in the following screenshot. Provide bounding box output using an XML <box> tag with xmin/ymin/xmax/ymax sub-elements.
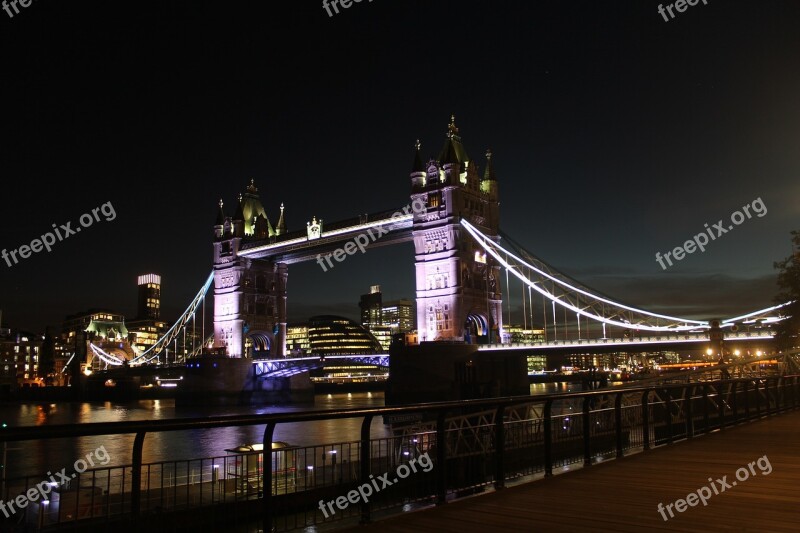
<box><xmin>0</xmin><ymin>384</ymin><xmax>577</xmax><ymax>479</ymax></box>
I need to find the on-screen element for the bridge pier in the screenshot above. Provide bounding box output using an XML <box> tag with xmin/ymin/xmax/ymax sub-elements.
<box><xmin>386</xmin><ymin>342</ymin><xmax>528</xmax><ymax>405</ymax></box>
<box><xmin>177</xmin><ymin>356</ymin><xmax>314</xmax><ymax>406</ymax></box>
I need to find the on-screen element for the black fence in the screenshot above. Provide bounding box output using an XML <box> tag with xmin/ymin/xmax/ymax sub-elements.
<box><xmin>1</xmin><ymin>375</ymin><xmax>797</xmax><ymax>532</ymax></box>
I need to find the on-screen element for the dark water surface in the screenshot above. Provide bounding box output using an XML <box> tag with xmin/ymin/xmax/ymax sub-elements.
<box><xmin>0</xmin><ymin>392</ymin><xmax>390</xmax><ymax>478</ymax></box>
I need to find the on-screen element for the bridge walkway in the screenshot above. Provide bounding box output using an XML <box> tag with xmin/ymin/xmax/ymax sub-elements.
<box><xmin>347</xmin><ymin>411</ymin><xmax>800</xmax><ymax>532</ymax></box>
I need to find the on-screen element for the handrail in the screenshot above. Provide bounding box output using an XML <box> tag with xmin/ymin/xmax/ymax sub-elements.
<box><xmin>2</xmin><ymin>376</ymin><xmax>795</xmax><ymax>442</ymax></box>
<box><xmin>2</xmin><ymin>375</ymin><xmax>797</xmax><ymax>532</ymax></box>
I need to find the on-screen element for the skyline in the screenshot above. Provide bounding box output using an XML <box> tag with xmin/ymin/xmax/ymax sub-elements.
<box><xmin>1</xmin><ymin>1</ymin><xmax>799</xmax><ymax>333</ymax></box>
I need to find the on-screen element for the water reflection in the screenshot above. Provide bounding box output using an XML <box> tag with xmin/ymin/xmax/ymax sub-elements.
<box><xmin>530</xmin><ymin>382</ymin><xmax>576</xmax><ymax>395</ymax></box>
<box><xmin>0</xmin><ymin>392</ymin><xmax>390</xmax><ymax>478</ymax></box>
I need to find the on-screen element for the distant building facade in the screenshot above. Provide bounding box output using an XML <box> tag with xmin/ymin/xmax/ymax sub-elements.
<box><xmin>504</xmin><ymin>325</ymin><xmax>545</xmax><ymax>344</ymax></box>
<box><xmin>0</xmin><ymin>328</ymin><xmax>41</xmax><ymax>385</ymax></box>
<box><xmin>286</xmin><ymin>323</ymin><xmax>310</xmax><ymax>355</ymax></box>
<box><xmin>359</xmin><ymin>286</ymin><xmax>383</xmax><ymax>329</ymax></box>
<box><xmin>307</xmin><ymin>315</ymin><xmax>382</xmax><ymax>356</ymax></box>
<box><xmin>127</xmin><ymin>274</ymin><xmax>168</xmax><ymax>354</ymax></box>
<box><xmin>358</xmin><ymin>286</ymin><xmax>416</xmax><ymax>349</ymax></box>
<box><xmin>62</xmin><ymin>309</ymin><xmax>134</xmax><ymax>370</ymax></box>
<box><xmin>381</xmin><ymin>298</ymin><xmax>415</xmax><ymax>333</ymax></box>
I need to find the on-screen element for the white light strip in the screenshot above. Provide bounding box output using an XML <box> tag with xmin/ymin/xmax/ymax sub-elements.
<box><xmin>240</xmin><ymin>215</ymin><xmax>412</xmax><ymax>257</ymax></box>
<box><xmin>89</xmin><ymin>343</ymin><xmax>125</xmax><ymax>365</ymax></box>
<box><xmin>252</xmin><ymin>354</ymin><xmax>389</xmax><ymax>365</ymax></box>
<box><xmin>461</xmin><ymin>220</ymin><xmax>704</xmax><ymax>331</ymax></box>
<box><xmin>479</xmin><ymin>333</ymin><xmax>774</xmax><ymax>351</ymax></box>
<box><xmin>492</xmin><ymin>223</ymin><xmax>792</xmax><ymax>328</ymax></box>
<box><xmin>62</xmin><ymin>352</ymin><xmax>76</xmax><ymax>373</ymax></box>
<box><xmin>721</xmin><ymin>301</ymin><xmax>793</xmax><ymax>323</ymax></box>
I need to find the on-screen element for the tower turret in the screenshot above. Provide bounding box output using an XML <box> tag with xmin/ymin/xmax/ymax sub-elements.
<box><xmin>438</xmin><ymin>115</ymin><xmax>469</xmax><ymax>186</ymax></box>
<box><xmin>214</xmin><ymin>199</ymin><xmax>225</xmax><ymax>239</ymax></box>
<box><xmin>481</xmin><ymin>148</ymin><xmax>499</xmax><ymax>200</ymax></box>
<box><xmin>410</xmin><ymin>140</ymin><xmax>426</xmax><ymax>190</ymax></box>
<box><xmin>232</xmin><ymin>193</ymin><xmax>245</xmax><ymax>237</ymax></box>
<box><xmin>275</xmin><ymin>203</ymin><xmax>286</xmax><ymax>236</ymax></box>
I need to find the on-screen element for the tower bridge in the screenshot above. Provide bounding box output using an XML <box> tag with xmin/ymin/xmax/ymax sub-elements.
<box><xmin>78</xmin><ymin>116</ymin><xmax>792</xmax><ymax>403</ymax></box>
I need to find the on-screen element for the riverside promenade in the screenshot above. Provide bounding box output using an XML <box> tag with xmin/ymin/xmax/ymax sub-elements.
<box><xmin>347</xmin><ymin>411</ymin><xmax>800</xmax><ymax>532</ymax></box>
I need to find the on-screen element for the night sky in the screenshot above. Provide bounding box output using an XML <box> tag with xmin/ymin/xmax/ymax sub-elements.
<box><xmin>1</xmin><ymin>0</ymin><xmax>798</xmax><ymax>334</ymax></box>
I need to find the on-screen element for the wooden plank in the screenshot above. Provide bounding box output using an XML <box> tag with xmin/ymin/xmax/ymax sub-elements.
<box><xmin>345</xmin><ymin>411</ymin><xmax>800</xmax><ymax>532</ymax></box>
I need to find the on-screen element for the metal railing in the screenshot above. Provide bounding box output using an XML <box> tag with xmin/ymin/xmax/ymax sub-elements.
<box><xmin>1</xmin><ymin>375</ymin><xmax>797</xmax><ymax>531</ymax></box>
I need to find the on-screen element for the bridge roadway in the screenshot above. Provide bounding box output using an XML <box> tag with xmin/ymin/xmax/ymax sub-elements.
<box><xmin>238</xmin><ymin>208</ymin><xmax>413</xmax><ymax>263</ymax></box>
<box><xmin>348</xmin><ymin>410</ymin><xmax>800</xmax><ymax>532</ymax></box>
<box><xmin>479</xmin><ymin>330</ymin><xmax>774</xmax><ymax>355</ymax></box>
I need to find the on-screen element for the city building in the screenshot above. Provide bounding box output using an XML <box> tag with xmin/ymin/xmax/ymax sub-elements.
<box><xmin>62</xmin><ymin>310</ymin><xmax>128</xmax><ymax>347</ymax></box>
<box><xmin>0</xmin><ymin>328</ymin><xmax>42</xmax><ymax>386</ymax></box>
<box><xmin>307</xmin><ymin>315</ymin><xmax>383</xmax><ymax>356</ymax></box>
<box><xmin>127</xmin><ymin>274</ymin><xmax>169</xmax><ymax>354</ymax></box>
<box><xmin>137</xmin><ymin>273</ymin><xmax>161</xmax><ymax>320</ymax></box>
<box><xmin>504</xmin><ymin>324</ymin><xmax>545</xmax><ymax>344</ymax></box>
<box><xmin>286</xmin><ymin>323</ymin><xmax>310</xmax><ymax>355</ymax></box>
<box><xmin>62</xmin><ymin>309</ymin><xmax>133</xmax><ymax>370</ymax></box>
<box><xmin>359</xmin><ymin>285</ymin><xmax>383</xmax><ymax>329</ymax></box>
<box><xmin>381</xmin><ymin>298</ymin><xmax>415</xmax><ymax>333</ymax></box>
<box><xmin>369</xmin><ymin>325</ymin><xmax>394</xmax><ymax>351</ymax></box>
<box><xmin>358</xmin><ymin>286</ymin><xmax>416</xmax><ymax>345</ymax></box>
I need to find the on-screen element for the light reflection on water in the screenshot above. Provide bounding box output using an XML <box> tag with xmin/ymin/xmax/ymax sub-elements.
<box><xmin>529</xmin><ymin>382</ymin><xmax>578</xmax><ymax>396</ymax></box>
<box><xmin>0</xmin><ymin>392</ymin><xmax>390</xmax><ymax>478</ymax></box>
<box><xmin>3</xmin><ymin>386</ymin><xmax>605</xmax><ymax>478</ymax></box>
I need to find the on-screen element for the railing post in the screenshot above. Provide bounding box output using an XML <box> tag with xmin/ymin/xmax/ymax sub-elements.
<box><xmin>731</xmin><ymin>381</ymin><xmax>738</xmax><ymax>425</ymax></box>
<box><xmin>774</xmin><ymin>377</ymin><xmax>779</xmax><ymax>413</ymax></box>
<box><xmin>717</xmin><ymin>383</ymin><xmax>725</xmax><ymax>430</ymax></box>
<box><xmin>131</xmin><ymin>431</ymin><xmax>146</xmax><ymax>519</ymax></box>
<box><xmin>702</xmin><ymin>384</ymin><xmax>710</xmax><ymax>433</ymax></box>
<box><xmin>582</xmin><ymin>396</ymin><xmax>591</xmax><ymax>467</ymax></box>
<box><xmin>764</xmin><ymin>379</ymin><xmax>771</xmax><ymax>416</ymax></box>
<box><xmin>641</xmin><ymin>390</ymin><xmax>650</xmax><ymax>450</ymax></box>
<box><xmin>786</xmin><ymin>376</ymin><xmax>792</xmax><ymax>410</ymax></box>
<box><xmin>436</xmin><ymin>412</ymin><xmax>447</xmax><ymax>505</ymax></box>
<box><xmin>664</xmin><ymin>388</ymin><xmax>673</xmax><ymax>445</ymax></box>
<box><xmin>359</xmin><ymin>414</ymin><xmax>374</xmax><ymax>524</ymax></box>
<box><xmin>544</xmin><ymin>400</ymin><xmax>553</xmax><ymax>476</ymax></box>
<box><xmin>262</xmin><ymin>422</ymin><xmax>276</xmax><ymax>533</ymax></box>
<box><xmin>685</xmin><ymin>386</ymin><xmax>694</xmax><ymax>439</ymax></box>
<box><xmin>755</xmin><ymin>379</ymin><xmax>761</xmax><ymax>418</ymax></box>
<box><xmin>773</xmin><ymin>377</ymin><xmax>778</xmax><ymax>413</ymax></box>
<box><xmin>742</xmin><ymin>381</ymin><xmax>750</xmax><ymax>422</ymax></box>
<box><xmin>615</xmin><ymin>393</ymin><xmax>623</xmax><ymax>458</ymax></box>
<box><xmin>494</xmin><ymin>406</ymin><xmax>506</xmax><ymax>490</ymax></box>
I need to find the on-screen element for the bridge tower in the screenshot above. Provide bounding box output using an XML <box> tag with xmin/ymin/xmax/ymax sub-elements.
<box><xmin>411</xmin><ymin>116</ymin><xmax>503</xmax><ymax>343</ymax></box>
<box><xmin>212</xmin><ymin>181</ymin><xmax>288</xmax><ymax>357</ymax></box>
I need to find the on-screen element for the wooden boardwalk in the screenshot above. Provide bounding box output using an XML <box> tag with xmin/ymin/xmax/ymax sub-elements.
<box><xmin>346</xmin><ymin>411</ymin><xmax>800</xmax><ymax>532</ymax></box>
